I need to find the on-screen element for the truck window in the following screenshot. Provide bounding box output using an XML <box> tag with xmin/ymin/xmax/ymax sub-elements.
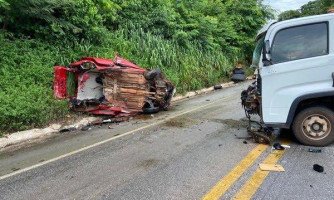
<box><xmin>252</xmin><ymin>35</ymin><xmax>265</xmax><ymax>68</ymax></box>
<box><xmin>271</xmin><ymin>23</ymin><xmax>328</xmax><ymax>64</ymax></box>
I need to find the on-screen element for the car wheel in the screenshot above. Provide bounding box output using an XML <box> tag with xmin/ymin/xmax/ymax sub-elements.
<box><xmin>292</xmin><ymin>106</ymin><xmax>334</xmax><ymax>146</ymax></box>
<box><xmin>144</xmin><ymin>69</ymin><xmax>161</xmax><ymax>80</ymax></box>
<box><xmin>143</xmin><ymin>107</ymin><xmax>160</xmax><ymax>114</ymax></box>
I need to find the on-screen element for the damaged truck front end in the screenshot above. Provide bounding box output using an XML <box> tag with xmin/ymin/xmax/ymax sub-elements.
<box><xmin>54</xmin><ymin>56</ymin><xmax>175</xmax><ymax>117</ymax></box>
<box><xmin>240</xmin><ymin>31</ymin><xmax>273</xmax><ymax>144</ymax></box>
<box><xmin>241</xmin><ymin>31</ymin><xmax>264</xmax><ymax>121</ymax></box>
<box><xmin>241</xmin><ymin>77</ymin><xmax>272</xmax><ymax>143</ymax></box>
<box><xmin>241</xmin><ymin>81</ymin><xmax>261</xmax><ymax>117</ymax></box>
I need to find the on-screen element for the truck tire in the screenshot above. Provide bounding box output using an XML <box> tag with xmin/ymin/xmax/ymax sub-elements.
<box><xmin>292</xmin><ymin>106</ymin><xmax>334</xmax><ymax>146</ymax></box>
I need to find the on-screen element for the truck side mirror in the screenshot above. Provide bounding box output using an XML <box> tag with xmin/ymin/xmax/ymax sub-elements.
<box><xmin>262</xmin><ymin>40</ymin><xmax>272</xmax><ymax>66</ymax></box>
<box><xmin>265</xmin><ymin>40</ymin><xmax>271</xmax><ymax>54</ymax></box>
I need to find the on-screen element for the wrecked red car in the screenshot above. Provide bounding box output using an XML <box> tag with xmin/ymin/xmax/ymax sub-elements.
<box><xmin>53</xmin><ymin>56</ymin><xmax>175</xmax><ymax>117</ymax></box>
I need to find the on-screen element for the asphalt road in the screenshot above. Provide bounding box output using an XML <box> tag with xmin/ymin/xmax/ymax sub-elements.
<box><xmin>0</xmin><ymin>81</ymin><xmax>333</xmax><ymax>200</ymax></box>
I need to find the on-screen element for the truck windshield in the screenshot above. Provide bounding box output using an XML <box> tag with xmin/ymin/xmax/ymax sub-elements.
<box><xmin>251</xmin><ymin>35</ymin><xmax>265</xmax><ymax>68</ymax></box>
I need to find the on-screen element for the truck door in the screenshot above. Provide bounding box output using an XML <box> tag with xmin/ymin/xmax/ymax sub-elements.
<box><xmin>261</xmin><ymin>20</ymin><xmax>334</xmax><ymax>125</ymax></box>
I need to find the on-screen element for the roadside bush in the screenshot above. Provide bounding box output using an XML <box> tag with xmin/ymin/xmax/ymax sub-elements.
<box><xmin>0</xmin><ymin>34</ymin><xmax>68</xmax><ymax>133</ymax></box>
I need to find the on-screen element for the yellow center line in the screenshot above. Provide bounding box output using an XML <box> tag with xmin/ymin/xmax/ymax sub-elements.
<box><xmin>202</xmin><ymin>144</ymin><xmax>268</xmax><ymax>200</ymax></box>
<box><xmin>233</xmin><ymin>141</ymin><xmax>290</xmax><ymax>200</ymax></box>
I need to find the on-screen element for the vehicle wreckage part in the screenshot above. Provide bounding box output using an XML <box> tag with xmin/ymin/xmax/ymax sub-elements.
<box><xmin>114</xmin><ymin>56</ymin><xmax>144</xmax><ymax>70</ymax></box>
<box><xmin>241</xmin><ymin>83</ymin><xmax>274</xmax><ymax>144</ymax></box>
<box><xmin>231</xmin><ymin>68</ymin><xmax>246</xmax><ymax>82</ymax></box>
<box><xmin>70</xmin><ymin>57</ymin><xmax>115</xmax><ymax>71</ymax></box>
<box><xmin>144</xmin><ymin>69</ymin><xmax>161</xmax><ymax>80</ymax></box>
<box><xmin>313</xmin><ymin>164</ymin><xmax>324</xmax><ymax>173</ymax></box>
<box><xmin>80</xmin><ymin>62</ymin><xmax>96</xmax><ymax>70</ymax></box>
<box><xmin>241</xmin><ymin>82</ymin><xmax>260</xmax><ymax>116</ymax></box>
<box><xmin>53</xmin><ymin>56</ymin><xmax>174</xmax><ymax>118</ymax></box>
<box><xmin>232</xmin><ymin>74</ymin><xmax>246</xmax><ymax>82</ymax></box>
<box><xmin>54</xmin><ymin>66</ymin><xmax>68</xmax><ymax>99</ymax></box>
<box><xmin>292</xmin><ymin>106</ymin><xmax>334</xmax><ymax>147</ymax></box>
<box><xmin>77</xmin><ymin>72</ymin><xmax>103</xmax><ymax>101</ymax></box>
<box><xmin>308</xmin><ymin>148</ymin><xmax>322</xmax><ymax>153</ymax></box>
<box><xmin>247</xmin><ymin>120</ymin><xmax>273</xmax><ymax>144</ymax></box>
<box><xmin>103</xmin><ymin>70</ymin><xmax>149</xmax><ymax>112</ymax></box>
<box><xmin>142</xmin><ymin>99</ymin><xmax>159</xmax><ymax>114</ymax></box>
<box><xmin>143</xmin><ymin>107</ymin><xmax>160</xmax><ymax>114</ymax></box>
<box><xmin>272</xmin><ymin>143</ymin><xmax>285</xmax><ymax>150</ymax></box>
<box><xmin>214</xmin><ymin>85</ymin><xmax>223</xmax><ymax>90</ymax></box>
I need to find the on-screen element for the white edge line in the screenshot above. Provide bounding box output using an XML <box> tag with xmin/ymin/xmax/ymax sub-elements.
<box><xmin>0</xmin><ymin>98</ymin><xmax>226</xmax><ymax>181</ymax></box>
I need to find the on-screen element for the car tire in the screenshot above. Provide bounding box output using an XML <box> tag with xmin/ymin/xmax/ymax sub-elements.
<box><xmin>143</xmin><ymin>107</ymin><xmax>160</xmax><ymax>114</ymax></box>
<box><xmin>144</xmin><ymin>69</ymin><xmax>161</xmax><ymax>80</ymax></box>
<box><xmin>292</xmin><ymin>106</ymin><xmax>334</xmax><ymax>147</ymax></box>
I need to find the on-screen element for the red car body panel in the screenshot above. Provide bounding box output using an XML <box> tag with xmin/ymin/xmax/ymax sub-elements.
<box><xmin>53</xmin><ymin>66</ymin><xmax>68</xmax><ymax>99</ymax></box>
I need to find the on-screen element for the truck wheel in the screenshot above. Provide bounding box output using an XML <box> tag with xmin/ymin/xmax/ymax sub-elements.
<box><xmin>292</xmin><ymin>106</ymin><xmax>334</xmax><ymax>146</ymax></box>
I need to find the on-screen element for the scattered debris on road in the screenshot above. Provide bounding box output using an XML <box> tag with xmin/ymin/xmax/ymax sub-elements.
<box><xmin>272</xmin><ymin>142</ymin><xmax>285</xmax><ymax>150</ymax></box>
<box><xmin>214</xmin><ymin>85</ymin><xmax>223</xmax><ymax>90</ymax></box>
<box><xmin>11</xmin><ymin>167</ymin><xmax>21</xmax><ymax>172</ymax></box>
<box><xmin>59</xmin><ymin>127</ymin><xmax>77</xmax><ymax>133</ymax></box>
<box><xmin>272</xmin><ymin>143</ymin><xmax>290</xmax><ymax>150</ymax></box>
<box><xmin>308</xmin><ymin>148</ymin><xmax>322</xmax><ymax>153</ymax></box>
<box><xmin>259</xmin><ymin>163</ymin><xmax>285</xmax><ymax>172</ymax></box>
<box><xmin>313</xmin><ymin>164</ymin><xmax>324</xmax><ymax>173</ymax></box>
<box><xmin>234</xmin><ymin>134</ymin><xmax>252</xmax><ymax>140</ymax></box>
<box><xmin>54</xmin><ymin>55</ymin><xmax>175</xmax><ymax>119</ymax></box>
<box><xmin>271</xmin><ymin>143</ymin><xmax>290</xmax><ymax>152</ymax></box>
<box><xmin>80</xmin><ymin>126</ymin><xmax>92</xmax><ymax>131</ymax></box>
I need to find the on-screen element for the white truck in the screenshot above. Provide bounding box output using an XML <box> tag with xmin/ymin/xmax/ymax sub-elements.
<box><xmin>242</xmin><ymin>13</ymin><xmax>334</xmax><ymax>146</ymax></box>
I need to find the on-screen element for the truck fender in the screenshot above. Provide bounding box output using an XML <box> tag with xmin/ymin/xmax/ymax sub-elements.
<box><xmin>286</xmin><ymin>91</ymin><xmax>334</xmax><ymax>127</ymax></box>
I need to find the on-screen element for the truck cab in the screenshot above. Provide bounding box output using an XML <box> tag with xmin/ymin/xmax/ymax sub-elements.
<box><xmin>243</xmin><ymin>13</ymin><xmax>334</xmax><ymax>146</ymax></box>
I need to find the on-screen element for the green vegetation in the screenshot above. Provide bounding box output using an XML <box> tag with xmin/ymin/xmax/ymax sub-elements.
<box><xmin>279</xmin><ymin>0</ymin><xmax>334</xmax><ymax>21</ymax></box>
<box><xmin>0</xmin><ymin>0</ymin><xmax>272</xmax><ymax>133</ymax></box>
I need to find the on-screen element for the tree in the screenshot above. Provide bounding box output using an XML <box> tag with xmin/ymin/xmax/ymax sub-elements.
<box><xmin>300</xmin><ymin>0</ymin><xmax>324</xmax><ymax>16</ymax></box>
<box><xmin>279</xmin><ymin>10</ymin><xmax>301</xmax><ymax>21</ymax></box>
<box><xmin>278</xmin><ymin>0</ymin><xmax>334</xmax><ymax>21</ymax></box>
<box><xmin>0</xmin><ymin>0</ymin><xmax>75</xmax><ymax>36</ymax></box>
<box><xmin>0</xmin><ymin>0</ymin><xmax>9</xmax><ymax>26</ymax></box>
<box><xmin>223</xmin><ymin>0</ymin><xmax>273</xmax><ymax>58</ymax></box>
<box><xmin>0</xmin><ymin>0</ymin><xmax>273</xmax><ymax>52</ymax></box>
<box><xmin>0</xmin><ymin>0</ymin><xmax>121</xmax><ymax>42</ymax></box>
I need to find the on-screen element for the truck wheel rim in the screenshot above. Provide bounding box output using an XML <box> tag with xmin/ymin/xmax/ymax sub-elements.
<box><xmin>302</xmin><ymin>114</ymin><xmax>331</xmax><ymax>140</ymax></box>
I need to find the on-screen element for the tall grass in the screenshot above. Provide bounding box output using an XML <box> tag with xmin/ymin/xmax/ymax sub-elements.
<box><xmin>89</xmin><ymin>27</ymin><xmax>238</xmax><ymax>92</ymax></box>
